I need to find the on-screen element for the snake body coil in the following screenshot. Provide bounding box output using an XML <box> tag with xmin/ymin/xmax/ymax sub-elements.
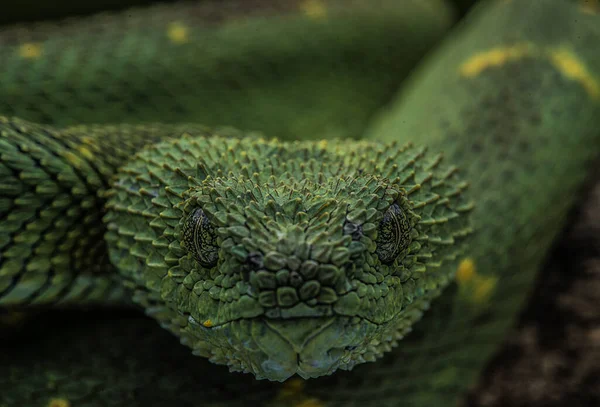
<box><xmin>0</xmin><ymin>0</ymin><xmax>599</xmax><ymax>406</ymax></box>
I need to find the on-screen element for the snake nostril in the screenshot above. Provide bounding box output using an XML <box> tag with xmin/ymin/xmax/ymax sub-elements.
<box><xmin>246</xmin><ymin>252</ymin><xmax>264</xmax><ymax>270</ymax></box>
<box><xmin>343</xmin><ymin>220</ymin><xmax>364</xmax><ymax>241</ymax></box>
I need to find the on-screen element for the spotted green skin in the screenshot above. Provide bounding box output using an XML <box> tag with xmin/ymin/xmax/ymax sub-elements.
<box><xmin>1</xmin><ymin>0</ymin><xmax>600</xmax><ymax>406</ymax></box>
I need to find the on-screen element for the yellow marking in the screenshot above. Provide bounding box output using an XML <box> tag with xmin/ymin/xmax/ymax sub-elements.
<box><xmin>280</xmin><ymin>378</ymin><xmax>305</xmax><ymax>396</ymax></box>
<box><xmin>167</xmin><ymin>22</ymin><xmax>189</xmax><ymax>44</ymax></box>
<box><xmin>202</xmin><ymin>319</ymin><xmax>213</xmax><ymax>328</ymax></box>
<box><xmin>295</xmin><ymin>399</ymin><xmax>324</xmax><ymax>407</ymax></box>
<box><xmin>549</xmin><ymin>48</ymin><xmax>600</xmax><ymax>100</ymax></box>
<box><xmin>77</xmin><ymin>146</ymin><xmax>95</xmax><ymax>161</ymax></box>
<box><xmin>80</xmin><ymin>136</ymin><xmax>99</xmax><ymax>147</ymax></box>
<box><xmin>473</xmin><ymin>275</ymin><xmax>498</xmax><ymax>303</ymax></box>
<box><xmin>317</xmin><ymin>140</ymin><xmax>328</xmax><ymax>150</ymax></box>
<box><xmin>19</xmin><ymin>42</ymin><xmax>43</xmax><ymax>59</ymax></box>
<box><xmin>459</xmin><ymin>44</ymin><xmax>533</xmax><ymax>77</ymax></box>
<box><xmin>459</xmin><ymin>44</ymin><xmax>600</xmax><ymax>101</ymax></box>
<box><xmin>580</xmin><ymin>0</ymin><xmax>599</xmax><ymax>14</ymax></box>
<box><xmin>455</xmin><ymin>258</ymin><xmax>475</xmax><ymax>283</ymax></box>
<box><xmin>47</xmin><ymin>398</ymin><xmax>70</xmax><ymax>407</ymax></box>
<box><xmin>456</xmin><ymin>258</ymin><xmax>497</xmax><ymax>303</ymax></box>
<box><xmin>274</xmin><ymin>378</ymin><xmax>325</xmax><ymax>407</ymax></box>
<box><xmin>63</xmin><ymin>151</ymin><xmax>85</xmax><ymax>168</ymax></box>
<box><xmin>300</xmin><ymin>0</ymin><xmax>327</xmax><ymax>19</ymax></box>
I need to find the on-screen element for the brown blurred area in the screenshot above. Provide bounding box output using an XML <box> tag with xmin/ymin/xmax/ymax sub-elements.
<box><xmin>468</xmin><ymin>166</ymin><xmax>600</xmax><ymax>407</ymax></box>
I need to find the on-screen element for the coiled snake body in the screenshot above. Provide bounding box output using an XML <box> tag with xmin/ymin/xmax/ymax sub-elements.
<box><xmin>0</xmin><ymin>0</ymin><xmax>599</xmax><ymax>406</ymax></box>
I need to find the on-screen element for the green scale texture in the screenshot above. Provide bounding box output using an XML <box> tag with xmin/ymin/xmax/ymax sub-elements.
<box><xmin>0</xmin><ymin>0</ymin><xmax>599</xmax><ymax>406</ymax></box>
<box><xmin>104</xmin><ymin>133</ymin><xmax>472</xmax><ymax>380</ymax></box>
<box><xmin>0</xmin><ymin>117</ymin><xmax>211</xmax><ymax>306</ymax></box>
<box><xmin>0</xmin><ymin>0</ymin><xmax>453</xmax><ymax>140</ymax></box>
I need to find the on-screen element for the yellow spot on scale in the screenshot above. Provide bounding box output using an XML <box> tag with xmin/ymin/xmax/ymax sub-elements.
<box><xmin>19</xmin><ymin>42</ymin><xmax>43</xmax><ymax>59</ymax></box>
<box><xmin>456</xmin><ymin>257</ymin><xmax>497</xmax><ymax>304</ymax></box>
<box><xmin>459</xmin><ymin>44</ymin><xmax>533</xmax><ymax>77</ymax></box>
<box><xmin>580</xmin><ymin>0</ymin><xmax>599</xmax><ymax>14</ymax></box>
<box><xmin>549</xmin><ymin>48</ymin><xmax>600</xmax><ymax>100</ymax></box>
<box><xmin>317</xmin><ymin>140</ymin><xmax>328</xmax><ymax>150</ymax></box>
<box><xmin>63</xmin><ymin>151</ymin><xmax>85</xmax><ymax>168</ymax></box>
<box><xmin>77</xmin><ymin>146</ymin><xmax>95</xmax><ymax>161</ymax></box>
<box><xmin>78</xmin><ymin>137</ymin><xmax>99</xmax><ymax>153</ymax></box>
<box><xmin>47</xmin><ymin>398</ymin><xmax>71</xmax><ymax>407</ymax></box>
<box><xmin>167</xmin><ymin>22</ymin><xmax>189</xmax><ymax>44</ymax></box>
<box><xmin>455</xmin><ymin>258</ymin><xmax>476</xmax><ymax>283</ymax></box>
<box><xmin>473</xmin><ymin>276</ymin><xmax>498</xmax><ymax>303</ymax></box>
<box><xmin>202</xmin><ymin>319</ymin><xmax>213</xmax><ymax>328</ymax></box>
<box><xmin>300</xmin><ymin>0</ymin><xmax>327</xmax><ymax>19</ymax></box>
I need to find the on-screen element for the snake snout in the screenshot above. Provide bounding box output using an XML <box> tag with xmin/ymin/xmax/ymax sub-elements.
<box><xmin>241</xmin><ymin>225</ymin><xmax>357</xmax><ymax>320</ymax></box>
<box><xmin>249</xmin><ymin>316</ymin><xmax>371</xmax><ymax>380</ymax></box>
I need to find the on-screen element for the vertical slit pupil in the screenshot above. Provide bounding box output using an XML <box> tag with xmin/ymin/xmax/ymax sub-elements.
<box><xmin>183</xmin><ymin>207</ymin><xmax>218</xmax><ymax>267</ymax></box>
<box><xmin>376</xmin><ymin>203</ymin><xmax>410</xmax><ymax>264</ymax></box>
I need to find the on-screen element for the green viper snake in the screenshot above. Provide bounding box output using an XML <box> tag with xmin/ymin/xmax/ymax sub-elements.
<box><xmin>0</xmin><ymin>0</ymin><xmax>599</xmax><ymax>405</ymax></box>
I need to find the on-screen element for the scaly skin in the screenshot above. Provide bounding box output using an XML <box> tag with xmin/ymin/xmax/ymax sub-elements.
<box><xmin>103</xmin><ymin>133</ymin><xmax>472</xmax><ymax>380</ymax></box>
<box><xmin>0</xmin><ymin>116</ymin><xmax>473</xmax><ymax>381</ymax></box>
<box><xmin>1</xmin><ymin>0</ymin><xmax>600</xmax><ymax>406</ymax></box>
<box><xmin>0</xmin><ymin>0</ymin><xmax>453</xmax><ymax>140</ymax></box>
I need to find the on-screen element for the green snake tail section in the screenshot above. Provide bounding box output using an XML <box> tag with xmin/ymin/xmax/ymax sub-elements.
<box><xmin>0</xmin><ymin>0</ymin><xmax>454</xmax><ymax>141</ymax></box>
<box><xmin>0</xmin><ymin>117</ymin><xmax>205</xmax><ymax>306</ymax></box>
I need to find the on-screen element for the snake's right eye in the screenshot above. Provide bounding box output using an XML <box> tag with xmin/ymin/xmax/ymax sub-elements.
<box><xmin>182</xmin><ymin>207</ymin><xmax>219</xmax><ymax>268</ymax></box>
<box><xmin>375</xmin><ymin>203</ymin><xmax>411</xmax><ymax>265</ymax></box>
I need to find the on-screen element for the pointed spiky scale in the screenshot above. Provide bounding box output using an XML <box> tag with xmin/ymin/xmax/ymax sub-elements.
<box><xmin>0</xmin><ymin>117</ymin><xmax>213</xmax><ymax>306</ymax></box>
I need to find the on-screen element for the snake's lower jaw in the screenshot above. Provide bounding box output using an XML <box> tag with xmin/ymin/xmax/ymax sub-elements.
<box><xmin>257</xmin><ymin>317</ymin><xmax>365</xmax><ymax>381</ymax></box>
<box><xmin>180</xmin><ymin>277</ymin><xmax>434</xmax><ymax>380</ymax></box>
<box><xmin>187</xmin><ymin>315</ymin><xmax>390</xmax><ymax>381</ymax></box>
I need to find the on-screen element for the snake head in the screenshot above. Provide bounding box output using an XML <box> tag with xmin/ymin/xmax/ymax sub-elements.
<box><xmin>105</xmin><ymin>132</ymin><xmax>473</xmax><ymax>381</ymax></box>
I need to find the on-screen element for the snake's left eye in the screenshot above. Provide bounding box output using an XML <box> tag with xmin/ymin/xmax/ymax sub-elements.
<box><xmin>182</xmin><ymin>207</ymin><xmax>219</xmax><ymax>268</ymax></box>
<box><xmin>376</xmin><ymin>203</ymin><xmax>411</xmax><ymax>264</ymax></box>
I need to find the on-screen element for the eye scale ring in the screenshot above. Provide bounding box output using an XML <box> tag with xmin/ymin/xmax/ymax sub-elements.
<box><xmin>182</xmin><ymin>207</ymin><xmax>219</xmax><ymax>267</ymax></box>
<box><xmin>376</xmin><ymin>203</ymin><xmax>411</xmax><ymax>264</ymax></box>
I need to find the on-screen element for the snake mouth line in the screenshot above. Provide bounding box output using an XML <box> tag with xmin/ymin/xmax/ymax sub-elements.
<box><xmin>183</xmin><ymin>303</ymin><xmax>394</xmax><ymax>330</ymax></box>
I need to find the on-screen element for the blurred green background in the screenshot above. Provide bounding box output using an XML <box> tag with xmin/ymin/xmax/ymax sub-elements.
<box><xmin>0</xmin><ymin>0</ymin><xmax>479</xmax><ymax>25</ymax></box>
